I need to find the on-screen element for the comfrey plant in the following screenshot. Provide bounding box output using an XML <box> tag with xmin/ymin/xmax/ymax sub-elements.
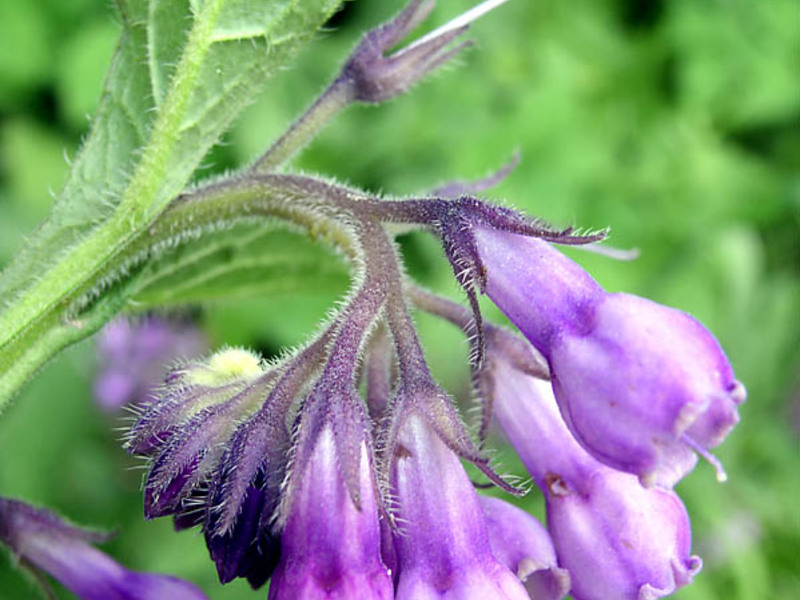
<box><xmin>0</xmin><ymin>0</ymin><xmax>745</xmax><ymax>598</ymax></box>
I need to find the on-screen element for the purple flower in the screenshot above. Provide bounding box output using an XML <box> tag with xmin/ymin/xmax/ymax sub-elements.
<box><xmin>94</xmin><ymin>316</ymin><xmax>207</xmax><ymax>411</ymax></box>
<box><xmin>125</xmin><ymin>346</ymin><xmax>288</xmax><ymax>588</ymax></box>
<box><xmin>0</xmin><ymin>497</ymin><xmax>208</xmax><ymax>600</ymax></box>
<box><xmin>475</xmin><ymin>226</ymin><xmax>745</xmax><ymax>487</ymax></box>
<box><xmin>269</xmin><ymin>425</ymin><xmax>392</xmax><ymax>600</ymax></box>
<box><xmin>387</xmin><ymin>413</ymin><xmax>530</xmax><ymax>600</ymax></box>
<box><xmin>487</xmin><ymin>355</ymin><xmax>702</xmax><ymax>600</ymax></box>
<box><xmin>479</xmin><ymin>496</ymin><xmax>570</xmax><ymax>600</ymax></box>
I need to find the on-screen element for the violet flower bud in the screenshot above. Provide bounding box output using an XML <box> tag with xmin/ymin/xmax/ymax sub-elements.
<box><xmin>489</xmin><ymin>357</ymin><xmax>702</xmax><ymax>600</ymax></box>
<box><xmin>0</xmin><ymin>497</ymin><xmax>208</xmax><ymax>600</ymax></box>
<box><xmin>475</xmin><ymin>226</ymin><xmax>745</xmax><ymax>487</ymax></box>
<box><xmin>269</xmin><ymin>425</ymin><xmax>392</xmax><ymax>600</ymax></box>
<box><xmin>388</xmin><ymin>413</ymin><xmax>529</xmax><ymax>600</ymax></box>
<box><xmin>94</xmin><ymin>316</ymin><xmax>207</xmax><ymax>412</ymax></box>
<box><xmin>126</xmin><ymin>348</ymin><xmax>270</xmax><ymax>521</ymax></box>
<box><xmin>341</xmin><ymin>0</ymin><xmax>510</xmax><ymax>104</ymax></box>
<box><xmin>479</xmin><ymin>496</ymin><xmax>570</xmax><ymax>600</ymax></box>
<box><xmin>126</xmin><ymin>346</ymin><xmax>290</xmax><ymax>590</ymax></box>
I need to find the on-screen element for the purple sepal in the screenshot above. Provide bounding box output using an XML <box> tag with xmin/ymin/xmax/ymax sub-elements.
<box><xmin>388</xmin><ymin>413</ymin><xmax>529</xmax><ymax>600</ymax></box>
<box><xmin>476</xmin><ymin>226</ymin><xmax>744</xmax><ymax>486</ymax></box>
<box><xmin>341</xmin><ymin>0</ymin><xmax>470</xmax><ymax>104</ymax></box>
<box><xmin>269</xmin><ymin>425</ymin><xmax>392</xmax><ymax>600</ymax></box>
<box><xmin>0</xmin><ymin>497</ymin><xmax>208</xmax><ymax>600</ymax></box>
<box><xmin>202</xmin><ymin>417</ymin><xmax>286</xmax><ymax>588</ymax></box>
<box><xmin>204</xmin><ymin>475</ymin><xmax>280</xmax><ymax>588</ymax></box>
<box><xmin>489</xmin><ymin>363</ymin><xmax>702</xmax><ymax>600</ymax></box>
<box><xmin>479</xmin><ymin>496</ymin><xmax>570</xmax><ymax>600</ymax></box>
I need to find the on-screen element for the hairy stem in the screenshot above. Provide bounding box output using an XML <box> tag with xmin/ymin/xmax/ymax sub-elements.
<box><xmin>0</xmin><ymin>175</ymin><xmax>357</xmax><ymax>408</ymax></box>
<box><xmin>251</xmin><ymin>78</ymin><xmax>354</xmax><ymax>173</ymax></box>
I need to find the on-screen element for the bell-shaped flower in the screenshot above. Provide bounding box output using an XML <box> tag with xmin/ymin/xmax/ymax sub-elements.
<box><xmin>479</xmin><ymin>496</ymin><xmax>570</xmax><ymax>600</ymax></box>
<box><xmin>268</xmin><ymin>402</ymin><xmax>392</xmax><ymax>600</ymax></box>
<box><xmin>387</xmin><ymin>412</ymin><xmax>530</xmax><ymax>600</ymax></box>
<box><xmin>475</xmin><ymin>226</ymin><xmax>745</xmax><ymax>487</ymax></box>
<box><xmin>488</xmin><ymin>356</ymin><xmax>702</xmax><ymax>600</ymax></box>
<box><xmin>0</xmin><ymin>497</ymin><xmax>208</xmax><ymax>600</ymax></box>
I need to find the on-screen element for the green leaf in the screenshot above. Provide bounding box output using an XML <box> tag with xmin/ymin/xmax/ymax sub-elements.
<box><xmin>0</xmin><ymin>0</ymin><xmax>344</xmax><ymax>406</ymax></box>
<box><xmin>129</xmin><ymin>224</ymin><xmax>349</xmax><ymax>308</ymax></box>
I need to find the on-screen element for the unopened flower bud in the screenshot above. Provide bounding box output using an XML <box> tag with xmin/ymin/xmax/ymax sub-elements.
<box><xmin>388</xmin><ymin>413</ymin><xmax>529</xmax><ymax>600</ymax></box>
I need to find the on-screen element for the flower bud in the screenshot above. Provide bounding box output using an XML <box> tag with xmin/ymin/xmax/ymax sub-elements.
<box><xmin>475</xmin><ymin>226</ymin><xmax>745</xmax><ymax>486</ymax></box>
<box><xmin>488</xmin><ymin>358</ymin><xmax>702</xmax><ymax>600</ymax></box>
<box><xmin>269</xmin><ymin>425</ymin><xmax>392</xmax><ymax>600</ymax></box>
<box><xmin>126</xmin><ymin>348</ymin><xmax>270</xmax><ymax>519</ymax></box>
<box><xmin>0</xmin><ymin>497</ymin><xmax>208</xmax><ymax>600</ymax></box>
<box><xmin>388</xmin><ymin>413</ymin><xmax>529</xmax><ymax>600</ymax></box>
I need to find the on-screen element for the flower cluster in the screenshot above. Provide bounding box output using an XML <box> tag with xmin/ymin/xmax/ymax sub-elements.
<box><xmin>0</xmin><ymin>1</ymin><xmax>744</xmax><ymax>599</ymax></box>
<box><xmin>115</xmin><ymin>2</ymin><xmax>744</xmax><ymax>598</ymax></box>
<box><xmin>119</xmin><ymin>212</ymin><xmax>744</xmax><ymax>600</ymax></box>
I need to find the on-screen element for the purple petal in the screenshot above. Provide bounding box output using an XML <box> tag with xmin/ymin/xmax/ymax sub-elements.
<box><xmin>476</xmin><ymin>226</ymin><xmax>743</xmax><ymax>486</ymax></box>
<box><xmin>475</xmin><ymin>225</ymin><xmax>604</xmax><ymax>350</ymax></box>
<box><xmin>0</xmin><ymin>498</ymin><xmax>208</xmax><ymax>600</ymax></box>
<box><xmin>388</xmin><ymin>414</ymin><xmax>529</xmax><ymax>600</ymax></box>
<box><xmin>480</xmin><ymin>496</ymin><xmax>570</xmax><ymax>600</ymax></box>
<box><xmin>488</xmin><ymin>364</ymin><xmax>702</xmax><ymax>600</ymax></box>
<box><xmin>269</xmin><ymin>426</ymin><xmax>392</xmax><ymax>600</ymax></box>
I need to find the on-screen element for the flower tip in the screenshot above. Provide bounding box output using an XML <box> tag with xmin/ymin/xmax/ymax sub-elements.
<box><xmin>518</xmin><ymin>559</ymin><xmax>571</xmax><ymax>600</ymax></box>
<box><xmin>636</xmin><ymin>555</ymin><xmax>703</xmax><ymax>600</ymax></box>
<box><xmin>686</xmin><ymin>555</ymin><xmax>703</xmax><ymax>577</ymax></box>
<box><xmin>404</xmin><ymin>0</ymin><xmax>512</xmax><ymax>53</ymax></box>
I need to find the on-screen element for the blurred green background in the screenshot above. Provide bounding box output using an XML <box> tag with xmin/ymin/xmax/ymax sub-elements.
<box><xmin>0</xmin><ymin>0</ymin><xmax>798</xmax><ymax>598</ymax></box>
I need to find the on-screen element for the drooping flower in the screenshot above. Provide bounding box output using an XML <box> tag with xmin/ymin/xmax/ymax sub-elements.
<box><xmin>94</xmin><ymin>316</ymin><xmax>207</xmax><ymax>412</ymax></box>
<box><xmin>0</xmin><ymin>497</ymin><xmax>208</xmax><ymax>600</ymax></box>
<box><xmin>387</xmin><ymin>412</ymin><xmax>530</xmax><ymax>600</ymax></box>
<box><xmin>269</xmin><ymin>418</ymin><xmax>392</xmax><ymax>600</ymax></box>
<box><xmin>474</xmin><ymin>226</ymin><xmax>745</xmax><ymax>487</ymax></box>
<box><xmin>486</xmin><ymin>353</ymin><xmax>702</xmax><ymax>600</ymax></box>
<box><xmin>479</xmin><ymin>496</ymin><xmax>570</xmax><ymax>600</ymax></box>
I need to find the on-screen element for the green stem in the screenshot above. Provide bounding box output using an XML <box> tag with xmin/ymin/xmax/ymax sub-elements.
<box><xmin>250</xmin><ymin>77</ymin><xmax>354</xmax><ymax>172</ymax></box>
<box><xmin>0</xmin><ymin>176</ymin><xmax>357</xmax><ymax>409</ymax></box>
<box><xmin>0</xmin><ymin>0</ymin><xmax>229</xmax><ymax>406</ymax></box>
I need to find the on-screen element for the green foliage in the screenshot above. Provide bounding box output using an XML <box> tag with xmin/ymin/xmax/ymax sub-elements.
<box><xmin>131</xmin><ymin>224</ymin><xmax>349</xmax><ymax>307</ymax></box>
<box><xmin>0</xmin><ymin>0</ymin><xmax>344</xmax><ymax>406</ymax></box>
